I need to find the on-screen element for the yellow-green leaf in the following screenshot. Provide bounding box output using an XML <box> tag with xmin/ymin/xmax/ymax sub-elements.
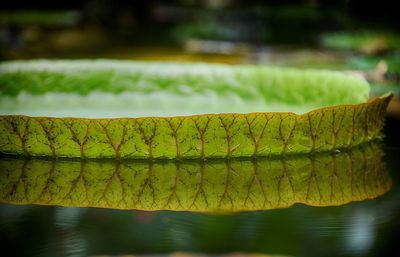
<box><xmin>0</xmin><ymin>60</ymin><xmax>391</xmax><ymax>159</ymax></box>
<box><xmin>0</xmin><ymin>95</ymin><xmax>391</xmax><ymax>158</ymax></box>
<box><xmin>0</xmin><ymin>143</ymin><xmax>391</xmax><ymax>212</ymax></box>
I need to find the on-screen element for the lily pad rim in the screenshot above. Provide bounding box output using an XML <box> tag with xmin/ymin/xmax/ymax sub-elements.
<box><xmin>0</xmin><ymin>93</ymin><xmax>393</xmax><ymax>121</ymax></box>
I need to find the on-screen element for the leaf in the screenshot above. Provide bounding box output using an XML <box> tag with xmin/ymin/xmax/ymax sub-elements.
<box><xmin>0</xmin><ymin>95</ymin><xmax>391</xmax><ymax>158</ymax></box>
<box><xmin>0</xmin><ymin>60</ymin><xmax>370</xmax><ymax>105</ymax></box>
<box><xmin>0</xmin><ymin>60</ymin><xmax>391</xmax><ymax>159</ymax></box>
<box><xmin>0</xmin><ymin>143</ymin><xmax>391</xmax><ymax>212</ymax></box>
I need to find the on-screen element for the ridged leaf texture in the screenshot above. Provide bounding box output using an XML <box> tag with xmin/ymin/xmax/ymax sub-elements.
<box><xmin>0</xmin><ymin>96</ymin><xmax>391</xmax><ymax>158</ymax></box>
<box><xmin>0</xmin><ymin>60</ymin><xmax>391</xmax><ymax>159</ymax></box>
<box><xmin>0</xmin><ymin>143</ymin><xmax>391</xmax><ymax>212</ymax></box>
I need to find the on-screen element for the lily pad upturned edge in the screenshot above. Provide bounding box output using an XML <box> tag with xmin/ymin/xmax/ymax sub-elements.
<box><xmin>0</xmin><ymin>94</ymin><xmax>392</xmax><ymax>159</ymax></box>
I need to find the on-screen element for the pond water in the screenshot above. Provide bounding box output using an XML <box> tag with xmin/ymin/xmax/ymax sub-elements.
<box><xmin>1</xmin><ymin>117</ymin><xmax>399</xmax><ymax>257</ymax></box>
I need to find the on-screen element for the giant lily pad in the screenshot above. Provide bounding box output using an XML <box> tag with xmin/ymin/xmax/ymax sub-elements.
<box><xmin>0</xmin><ymin>143</ymin><xmax>391</xmax><ymax>212</ymax></box>
<box><xmin>0</xmin><ymin>60</ymin><xmax>392</xmax><ymax>159</ymax></box>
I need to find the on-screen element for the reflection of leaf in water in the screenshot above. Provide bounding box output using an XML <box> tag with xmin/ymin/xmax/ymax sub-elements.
<box><xmin>0</xmin><ymin>143</ymin><xmax>391</xmax><ymax>212</ymax></box>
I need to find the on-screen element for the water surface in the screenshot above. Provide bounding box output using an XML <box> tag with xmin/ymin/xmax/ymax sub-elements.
<box><xmin>1</xmin><ymin>121</ymin><xmax>399</xmax><ymax>257</ymax></box>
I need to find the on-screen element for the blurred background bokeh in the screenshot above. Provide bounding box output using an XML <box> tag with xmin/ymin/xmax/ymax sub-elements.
<box><xmin>1</xmin><ymin>0</ymin><xmax>400</xmax><ymax>115</ymax></box>
<box><xmin>1</xmin><ymin>0</ymin><xmax>399</xmax><ymax>60</ymax></box>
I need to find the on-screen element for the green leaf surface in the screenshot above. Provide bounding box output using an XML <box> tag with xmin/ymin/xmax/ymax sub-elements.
<box><xmin>0</xmin><ymin>60</ymin><xmax>391</xmax><ymax>159</ymax></box>
<box><xmin>0</xmin><ymin>143</ymin><xmax>391</xmax><ymax>212</ymax></box>
<box><xmin>0</xmin><ymin>60</ymin><xmax>369</xmax><ymax>106</ymax></box>
<box><xmin>0</xmin><ymin>95</ymin><xmax>391</xmax><ymax>159</ymax></box>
